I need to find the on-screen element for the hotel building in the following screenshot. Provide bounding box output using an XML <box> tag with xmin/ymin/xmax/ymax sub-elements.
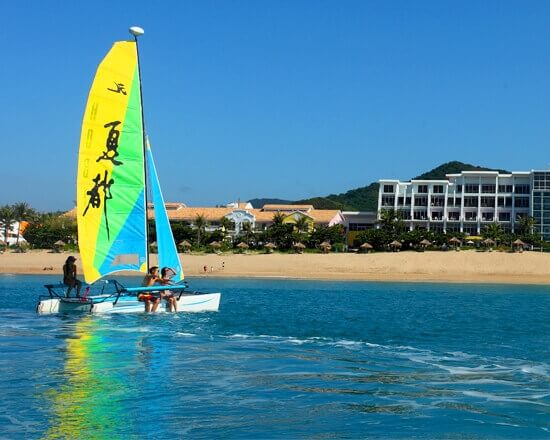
<box><xmin>378</xmin><ymin>170</ymin><xmax>550</xmax><ymax>241</ymax></box>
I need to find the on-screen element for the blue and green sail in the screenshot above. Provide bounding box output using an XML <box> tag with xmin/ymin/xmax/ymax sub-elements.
<box><xmin>77</xmin><ymin>41</ymin><xmax>147</xmax><ymax>283</ymax></box>
<box><xmin>147</xmin><ymin>138</ymin><xmax>183</xmax><ymax>281</ymax></box>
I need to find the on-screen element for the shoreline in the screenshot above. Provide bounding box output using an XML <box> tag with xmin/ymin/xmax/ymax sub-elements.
<box><xmin>1</xmin><ymin>250</ymin><xmax>550</xmax><ymax>285</ymax></box>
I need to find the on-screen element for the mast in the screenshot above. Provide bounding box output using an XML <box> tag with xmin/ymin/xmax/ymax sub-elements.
<box><xmin>129</xmin><ymin>26</ymin><xmax>150</xmax><ymax>271</ymax></box>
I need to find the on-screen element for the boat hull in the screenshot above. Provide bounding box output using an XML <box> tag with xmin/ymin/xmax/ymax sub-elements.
<box><xmin>37</xmin><ymin>293</ymin><xmax>221</xmax><ymax>314</ymax></box>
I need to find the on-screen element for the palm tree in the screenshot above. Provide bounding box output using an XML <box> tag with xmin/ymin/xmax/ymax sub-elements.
<box><xmin>193</xmin><ymin>214</ymin><xmax>207</xmax><ymax>246</ymax></box>
<box><xmin>482</xmin><ymin>223</ymin><xmax>503</xmax><ymax>242</ymax></box>
<box><xmin>0</xmin><ymin>205</ymin><xmax>16</xmax><ymax>247</ymax></box>
<box><xmin>294</xmin><ymin>216</ymin><xmax>309</xmax><ymax>234</ymax></box>
<box><xmin>12</xmin><ymin>202</ymin><xmax>33</xmax><ymax>246</ymax></box>
<box><xmin>272</xmin><ymin>212</ymin><xmax>285</xmax><ymax>225</ymax></box>
<box><xmin>517</xmin><ymin>215</ymin><xmax>537</xmax><ymax>236</ymax></box>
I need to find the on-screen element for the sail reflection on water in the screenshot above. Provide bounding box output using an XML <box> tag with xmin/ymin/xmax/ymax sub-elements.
<box><xmin>44</xmin><ymin>317</ymin><xmax>131</xmax><ymax>439</ymax></box>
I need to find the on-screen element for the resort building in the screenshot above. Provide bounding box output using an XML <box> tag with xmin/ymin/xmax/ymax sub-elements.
<box><xmin>378</xmin><ymin>170</ymin><xmax>550</xmax><ymax>240</ymax></box>
<box><xmin>341</xmin><ymin>211</ymin><xmax>377</xmax><ymax>246</ymax></box>
<box><xmin>0</xmin><ymin>221</ymin><xmax>27</xmax><ymax>246</ymax></box>
<box><xmin>64</xmin><ymin>203</ymin><xmax>345</xmax><ymax>239</ymax></box>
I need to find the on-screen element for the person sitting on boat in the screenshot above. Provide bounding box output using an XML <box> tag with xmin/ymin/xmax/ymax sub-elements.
<box><xmin>63</xmin><ymin>256</ymin><xmax>82</xmax><ymax>298</ymax></box>
<box><xmin>159</xmin><ymin>267</ymin><xmax>178</xmax><ymax>312</ymax></box>
<box><xmin>139</xmin><ymin>266</ymin><xmax>161</xmax><ymax>312</ymax></box>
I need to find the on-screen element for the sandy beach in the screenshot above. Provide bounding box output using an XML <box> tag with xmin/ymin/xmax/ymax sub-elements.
<box><xmin>1</xmin><ymin>250</ymin><xmax>550</xmax><ymax>284</ymax></box>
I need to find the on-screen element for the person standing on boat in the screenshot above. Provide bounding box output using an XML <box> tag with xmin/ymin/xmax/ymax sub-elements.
<box><xmin>159</xmin><ymin>267</ymin><xmax>178</xmax><ymax>312</ymax></box>
<box><xmin>140</xmin><ymin>266</ymin><xmax>161</xmax><ymax>312</ymax></box>
<box><xmin>63</xmin><ymin>256</ymin><xmax>82</xmax><ymax>298</ymax></box>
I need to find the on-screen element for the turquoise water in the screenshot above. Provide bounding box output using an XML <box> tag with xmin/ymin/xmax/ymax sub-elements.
<box><xmin>0</xmin><ymin>275</ymin><xmax>549</xmax><ymax>439</ymax></box>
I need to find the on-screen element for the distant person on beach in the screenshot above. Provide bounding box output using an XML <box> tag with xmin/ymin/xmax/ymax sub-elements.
<box><xmin>159</xmin><ymin>267</ymin><xmax>178</xmax><ymax>312</ymax></box>
<box><xmin>203</xmin><ymin>265</ymin><xmax>207</xmax><ymax>273</ymax></box>
<box><xmin>63</xmin><ymin>256</ymin><xmax>82</xmax><ymax>298</ymax></box>
<box><xmin>139</xmin><ymin>266</ymin><xmax>161</xmax><ymax>312</ymax></box>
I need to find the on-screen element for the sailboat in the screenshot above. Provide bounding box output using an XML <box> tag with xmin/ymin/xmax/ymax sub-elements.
<box><xmin>37</xmin><ymin>27</ymin><xmax>221</xmax><ymax>314</ymax></box>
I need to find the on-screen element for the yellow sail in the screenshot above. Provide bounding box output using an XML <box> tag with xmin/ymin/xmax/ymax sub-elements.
<box><xmin>77</xmin><ymin>41</ymin><xmax>148</xmax><ymax>284</ymax></box>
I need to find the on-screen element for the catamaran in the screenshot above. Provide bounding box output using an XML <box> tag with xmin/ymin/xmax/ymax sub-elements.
<box><xmin>37</xmin><ymin>27</ymin><xmax>221</xmax><ymax>314</ymax></box>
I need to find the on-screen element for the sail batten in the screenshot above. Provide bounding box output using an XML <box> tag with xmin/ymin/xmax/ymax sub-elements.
<box><xmin>77</xmin><ymin>41</ymin><xmax>148</xmax><ymax>284</ymax></box>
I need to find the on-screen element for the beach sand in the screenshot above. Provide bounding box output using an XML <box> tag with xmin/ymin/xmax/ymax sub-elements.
<box><xmin>1</xmin><ymin>250</ymin><xmax>550</xmax><ymax>284</ymax></box>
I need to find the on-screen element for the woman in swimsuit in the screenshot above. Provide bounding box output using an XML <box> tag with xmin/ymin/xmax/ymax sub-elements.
<box><xmin>159</xmin><ymin>267</ymin><xmax>178</xmax><ymax>312</ymax></box>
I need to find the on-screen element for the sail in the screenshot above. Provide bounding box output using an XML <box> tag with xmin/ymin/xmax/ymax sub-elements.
<box><xmin>77</xmin><ymin>41</ymin><xmax>148</xmax><ymax>284</ymax></box>
<box><xmin>146</xmin><ymin>139</ymin><xmax>183</xmax><ymax>281</ymax></box>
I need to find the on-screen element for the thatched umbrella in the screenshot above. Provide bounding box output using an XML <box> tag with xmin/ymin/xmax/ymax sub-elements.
<box><xmin>178</xmin><ymin>240</ymin><xmax>192</xmax><ymax>252</ymax></box>
<box><xmin>319</xmin><ymin>241</ymin><xmax>332</xmax><ymax>253</ymax></box>
<box><xmin>360</xmin><ymin>242</ymin><xmax>373</xmax><ymax>253</ymax></box>
<box><xmin>209</xmin><ymin>241</ymin><xmax>222</xmax><ymax>249</ymax></box>
<box><xmin>483</xmin><ymin>238</ymin><xmax>496</xmax><ymax>246</ymax></box>
<box><xmin>293</xmin><ymin>242</ymin><xmax>306</xmax><ymax>254</ymax></box>
<box><xmin>449</xmin><ymin>237</ymin><xmax>461</xmax><ymax>245</ymax></box>
<box><xmin>53</xmin><ymin>240</ymin><xmax>65</xmax><ymax>253</ymax></box>
<box><xmin>236</xmin><ymin>242</ymin><xmax>249</xmax><ymax>250</ymax></box>
<box><xmin>513</xmin><ymin>239</ymin><xmax>526</xmax><ymax>252</ymax></box>
<box><xmin>264</xmin><ymin>242</ymin><xmax>277</xmax><ymax>253</ymax></box>
<box><xmin>389</xmin><ymin>240</ymin><xmax>402</xmax><ymax>251</ymax></box>
<box><xmin>419</xmin><ymin>239</ymin><xmax>431</xmax><ymax>246</ymax></box>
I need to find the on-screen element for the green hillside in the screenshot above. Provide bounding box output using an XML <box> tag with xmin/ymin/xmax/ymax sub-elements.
<box><xmin>250</xmin><ymin>161</ymin><xmax>510</xmax><ymax>212</ymax></box>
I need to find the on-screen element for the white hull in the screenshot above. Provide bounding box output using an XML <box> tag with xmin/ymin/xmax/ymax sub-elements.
<box><xmin>37</xmin><ymin>293</ymin><xmax>221</xmax><ymax>314</ymax></box>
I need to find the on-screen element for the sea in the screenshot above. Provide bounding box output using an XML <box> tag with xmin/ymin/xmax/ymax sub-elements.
<box><xmin>0</xmin><ymin>274</ymin><xmax>548</xmax><ymax>439</ymax></box>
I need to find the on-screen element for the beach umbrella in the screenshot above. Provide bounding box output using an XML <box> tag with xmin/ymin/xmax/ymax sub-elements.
<box><xmin>449</xmin><ymin>237</ymin><xmax>461</xmax><ymax>244</ymax></box>
<box><xmin>54</xmin><ymin>240</ymin><xmax>66</xmax><ymax>247</ymax></box>
<box><xmin>179</xmin><ymin>240</ymin><xmax>192</xmax><ymax>249</ymax></box>
<box><xmin>483</xmin><ymin>238</ymin><xmax>496</xmax><ymax>246</ymax></box>
<box><xmin>264</xmin><ymin>242</ymin><xmax>276</xmax><ymax>253</ymax></box>
<box><xmin>419</xmin><ymin>239</ymin><xmax>431</xmax><ymax>246</ymax></box>
<box><xmin>209</xmin><ymin>241</ymin><xmax>222</xmax><ymax>249</ymax></box>
<box><xmin>293</xmin><ymin>242</ymin><xmax>306</xmax><ymax>253</ymax></box>
<box><xmin>389</xmin><ymin>240</ymin><xmax>402</xmax><ymax>248</ymax></box>
<box><xmin>466</xmin><ymin>240</ymin><xmax>475</xmax><ymax>245</ymax></box>
<box><xmin>236</xmin><ymin>242</ymin><xmax>249</xmax><ymax>249</ymax></box>
<box><xmin>360</xmin><ymin>242</ymin><xmax>373</xmax><ymax>249</ymax></box>
<box><xmin>319</xmin><ymin>241</ymin><xmax>332</xmax><ymax>253</ymax></box>
<box><xmin>512</xmin><ymin>239</ymin><xmax>526</xmax><ymax>252</ymax></box>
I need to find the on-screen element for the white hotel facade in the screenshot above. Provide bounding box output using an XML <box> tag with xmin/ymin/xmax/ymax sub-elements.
<box><xmin>378</xmin><ymin>170</ymin><xmax>550</xmax><ymax>240</ymax></box>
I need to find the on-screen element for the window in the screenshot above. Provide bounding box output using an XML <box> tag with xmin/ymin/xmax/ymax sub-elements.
<box><xmin>465</xmin><ymin>212</ymin><xmax>477</xmax><ymax>221</ymax></box>
<box><xmin>431</xmin><ymin>211</ymin><xmax>443</xmax><ymax>220</ymax></box>
<box><xmin>431</xmin><ymin>196</ymin><xmax>445</xmax><ymax>207</ymax></box>
<box><xmin>381</xmin><ymin>195</ymin><xmax>395</xmax><ymax>207</ymax></box>
<box><xmin>456</xmin><ymin>185</ymin><xmax>462</xmax><ymax>193</ymax></box>
<box><xmin>481</xmin><ymin>184</ymin><xmax>496</xmax><ymax>193</ymax></box>
<box><xmin>465</xmin><ymin>184</ymin><xmax>479</xmax><ymax>193</ymax></box>
<box><xmin>433</xmin><ymin>185</ymin><xmax>444</xmax><ymax>194</ymax></box>
<box><xmin>498</xmin><ymin>196</ymin><xmax>512</xmax><ymax>207</ymax></box>
<box><xmin>383</xmin><ymin>184</ymin><xmax>394</xmax><ymax>193</ymax></box>
<box><xmin>464</xmin><ymin>196</ymin><xmax>478</xmax><ymax>207</ymax></box>
<box><xmin>399</xmin><ymin>210</ymin><xmax>412</xmax><ymax>220</ymax></box>
<box><xmin>499</xmin><ymin>212</ymin><xmax>511</xmax><ymax>221</ymax></box>
<box><xmin>414</xmin><ymin>210</ymin><xmax>428</xmax><ymax>220</ymax></box>
<box><xmin>417</xmin><ymin>185</ymin><xmax>428</xmax><ymax>194</ymax></box>
<box><xmin>431</xmin><ymin>224</ymin><xmax>444</xmax><ymax>232</ymax></box>
<box><xmin>447</xmin><ymin>197</ymin><xmax>454</xmax><ymax>207</ymax></box>
<box><xmin>514</xmin><ymin>184</ymin><xmax>530</xmax><ymax>194</ymax></box>
<box><xmin>514</xmin><ymin>197</ymin><xmax>529</xmax><ymax>208</ymax></box>
<box><xmin>480</xmin><ymin>197</ymin><xmax>495</xmax><ymax>207</ymax></box>
<box><xmin>481</xmin><ymin>212</ymin><xmax>494</xmax><ymax>221</ymax></box>
<box><xmin>464</xmin><ymin>225</ymin><xmax>478</xmax><ymax>235</ymax></box>
<box><xmin>448</xmin><ymin>211</ymin><xmax>460</xmax><ymax>221</ymax></box>
<box><xmin>498</xmin><ymin>184</ymin><xmax>513</xmax><ymax>193</ymax></box>
<box><xmin>414</xmin><ymin>196</ymin><xmax>428</xmax><ymax>206</ymax></box>
<box><xmin>349</xmin><ymin>223</ymin><xmax>372</xmax><ymax>231</ymax></box>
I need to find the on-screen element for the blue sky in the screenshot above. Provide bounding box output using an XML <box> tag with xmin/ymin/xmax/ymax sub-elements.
<box><xmin>2</xmin><ymin>1</ymin><xmax>550</xmax><ymax>211</ymax></box>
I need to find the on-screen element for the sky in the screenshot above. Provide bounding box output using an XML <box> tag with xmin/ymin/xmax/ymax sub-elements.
<box><xmin>2</xmin><ymin>0</ymin><xmax>550</xmax><ymax>211</ymax></box>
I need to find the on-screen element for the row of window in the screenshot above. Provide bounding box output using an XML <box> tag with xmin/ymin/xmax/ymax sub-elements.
<box><xmin>383</xmin><ymin>195</ymin><xmax>529</xmax><ymax>208</ymax></box>
<box><xmin>383</xmin><ymin>184</ymin><xmax>531</xmax><ymax>194</ymax></box>
<box><xmin>395</xmin><ymin>211</ymin><xmax>526</xmax><ymax>222</ymax></box>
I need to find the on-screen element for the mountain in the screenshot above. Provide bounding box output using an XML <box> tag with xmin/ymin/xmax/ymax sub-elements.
<box><xmin>250</xmin><ymin>161</ymin><xmax>510</xmax><ymax>212</ymax></box>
